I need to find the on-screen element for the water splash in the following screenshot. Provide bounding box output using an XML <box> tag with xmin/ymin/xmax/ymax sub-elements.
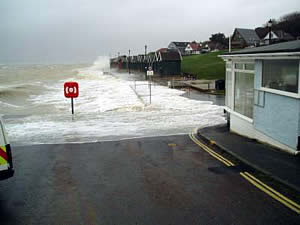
<box><xmin>2</xmin><ymin>60</ymin><xmax>226</xmax><ymax>146</ymax></box>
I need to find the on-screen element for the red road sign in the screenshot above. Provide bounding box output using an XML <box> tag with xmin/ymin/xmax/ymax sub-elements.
<box><xmin>64</xmin><ymin>82</ymin><xmax>79</xmax><ymax>98</ymax></box>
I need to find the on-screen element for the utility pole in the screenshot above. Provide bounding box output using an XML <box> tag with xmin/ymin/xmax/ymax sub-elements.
<box><xmin>229</xmin><ymin>35</ymin><xmax>232</xmax><ymax>53</ymax></box>
<box><xmin>145</xmin><ymin>45</ymin><xmax>147</xmax><ymax>80</ymax></box>
<box><xmin>128</xmin><ymin>49</ymin><xmax>131</xmax><ymax>74</ymax></box>
<box><xmin>149</xmin><ymin>79</ymin><xmax>151</xmax><ymax>104</ymax></box>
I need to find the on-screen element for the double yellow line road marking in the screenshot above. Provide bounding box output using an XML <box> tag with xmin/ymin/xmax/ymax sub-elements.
<box><xmin>189</xmin><ymin>130</ymin><xmax>300</xmax><ymax>214</ymax></box>
<box><xmin>189</xmin><ymin>132</ymin><xmax>234</xmax><ymax>167</ymax></box>
<box><xmin>240</xmin><ymin>172</ymin><xmax>300</xmax><ymax>214</ymax></box>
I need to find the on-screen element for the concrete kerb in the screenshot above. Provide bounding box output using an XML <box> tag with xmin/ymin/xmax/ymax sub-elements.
<box><xmin>196</xmin><ymin>128</ymin><xmax>300</xmax><ymax>193</ymax></box>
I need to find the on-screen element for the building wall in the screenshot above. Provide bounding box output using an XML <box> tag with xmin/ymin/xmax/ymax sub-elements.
<box><xmin>230</xmin><ymin>112</ymin><xmax>297</xmax><ymax>153</ymax></box>
<box><xmin>231</xmin><ymin>30</ymin><xmax>246</xmax><ymax>48</ymax></box>
<box><xmin>299</xmin><ymin>101</ymin><xmax>300</xmax><ymax>145</ymax></box>
<box><xmin>230</xmin><ymin>113</ymin><xmax>255</xmax><ymax>138</ymax></box>
<box><xmin>157</xmin><ymin>61</ymin><xmax>181</xmax><ymax>76</ymax></box>
<box><xmin>253</xmin><ymin>60</ymin><xmax>300</xmax><ymax>150</ymax></box>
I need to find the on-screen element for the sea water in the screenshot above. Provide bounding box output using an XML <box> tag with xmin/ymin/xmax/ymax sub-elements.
<box><xmin>0</xmin><ymin>57</ymin><xmax>225</xmax><ymax>146</ymax></box>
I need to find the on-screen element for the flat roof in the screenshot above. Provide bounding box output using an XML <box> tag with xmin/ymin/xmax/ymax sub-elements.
<box><xmin>222</xmin><ymin>40</ymin><xmax>300</xmax><ymax>56</ymax></box>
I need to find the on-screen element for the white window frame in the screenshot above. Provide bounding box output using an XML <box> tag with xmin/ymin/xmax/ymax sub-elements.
<box><xmin>230</xmin><ymin>60</ymin><xmax>255</xmax><ymax>122</ymax></box>
<box><xmin>259</xmin><ymin>59</ymin><xmax>300</xmax><ymax>99</ymax></box>
<box><xmin>226</xmin><ymin>61</ymin><xmax>232</xmax><ymax>70</ymax></box>
<box><xmin>225</xmin><ymin>60</ymin><xmax>233</xmax><ymax>110</ymax></box>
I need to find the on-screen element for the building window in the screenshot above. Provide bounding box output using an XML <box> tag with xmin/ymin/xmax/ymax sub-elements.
<box><xmin>235</xmin><ymin>63</ymin><xmax>243</xmax><ymax>69</ymax></box>
<box><xmin>226</xmin><ymin>62</ymin><xmax>232</xmax><ymax>69</ymax></box>
<box><xmin>262</xmin><ymin>60</ymin><xmax>299</xmax><ymax>94</ymax></box>
<box><xmin>226</xmin><ymin>70</ymin><xmax>232</xmax><ymax>108</ymax></box>
<box><xmin>245</xmin><ymin>63</ymin><xmax>255</xmax><ymax>70</ymax></box>
<box><xmin>234</xmin><ymin>72</ymin><xmax>254</xmax><ymax>118</ymax></box>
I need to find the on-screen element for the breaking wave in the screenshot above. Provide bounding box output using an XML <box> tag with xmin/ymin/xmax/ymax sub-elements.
<box><xmin>1</xmin><ymin>57</ymin><xmax>226</xmax><ymax>146</ymax></box>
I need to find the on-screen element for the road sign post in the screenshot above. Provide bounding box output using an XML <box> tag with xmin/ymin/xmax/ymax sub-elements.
<box><xmin>149</xmin><ymin>80</ymin><xmax>152</xmax><ymax>104</ymax></box>
<box><xmin>64</xmin><ymin>82</ymin><xmax>79</xmax><ymax>115</ymax></box>
<box><xmin>71</xmin><ymin>97</ymin><xmax>74</xmax><ymax>114</ymax></box>
<box><xmin>147</xmin><ymin>67</ymin><xmax>154</xmax><ymax>77</ymax></box>
<box><xmin>147</xmin><ymin>68</ymin><xmax>154</xmax><ymax>104</ymax></box>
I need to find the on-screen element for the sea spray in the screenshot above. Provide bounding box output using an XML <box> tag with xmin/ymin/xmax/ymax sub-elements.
<box><xmin>1</xmin><ymin>57</ymin><xmax>225</xmax><ymax>146</ymax></box>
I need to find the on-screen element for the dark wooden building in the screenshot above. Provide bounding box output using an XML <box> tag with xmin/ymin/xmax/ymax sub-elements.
<box><xmin>155</xmin><ymin>50</ymin><xmax>182</xmax><ymax>76</ymax></box>
<box><xmin>110</xmin><ymin>50</ymin><xmax>182</xmax><ymax>76</ymax></box>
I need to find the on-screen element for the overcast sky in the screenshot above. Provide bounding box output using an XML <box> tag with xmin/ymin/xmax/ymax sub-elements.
<box><xmin>0</xmin><ymin>0</ymin><xmax>299</xmax><ymax>63</ymax></box>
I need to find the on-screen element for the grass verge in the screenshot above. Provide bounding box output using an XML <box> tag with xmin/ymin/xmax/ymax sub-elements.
<box><xmin>181</xmin><ymin>51</ymin><xmax>226</xmax><ymax>80</ymax></box>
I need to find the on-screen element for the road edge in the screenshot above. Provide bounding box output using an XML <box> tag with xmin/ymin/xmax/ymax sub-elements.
<box><xmin>195</xmin><ymin>128</ymin><xmax>300</xmax><ymax>194</ymax></box>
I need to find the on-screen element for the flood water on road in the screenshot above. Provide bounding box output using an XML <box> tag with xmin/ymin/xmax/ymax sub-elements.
<box><xmin>0</xmin><ymin>57</ymin><xmax>225</xmax><ymax>146</ymax></box>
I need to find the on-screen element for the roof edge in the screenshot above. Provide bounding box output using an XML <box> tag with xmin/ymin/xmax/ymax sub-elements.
<box><xmin>220</xmin><ymin>51</ymin><xmax>300</xmax><ymax>58</ymax></box>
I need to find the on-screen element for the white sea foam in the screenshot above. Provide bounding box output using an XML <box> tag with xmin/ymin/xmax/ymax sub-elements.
<box><xmin>2</xmin><ymin>57</ymin><xmax>225</xmax><ymax>146</ymax></box>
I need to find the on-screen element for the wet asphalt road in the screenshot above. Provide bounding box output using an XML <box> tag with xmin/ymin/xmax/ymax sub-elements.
<box><xmin>0</xmin><ymin>135</ymin><xmax>299</xmax><ymax>225</ymax></box>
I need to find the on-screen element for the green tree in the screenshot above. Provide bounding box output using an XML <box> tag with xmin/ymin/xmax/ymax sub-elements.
<box><xmin>209</xmin><ymin>33</ymin><xmax>227</xmax><ymax>46</ymax></box>
<box><xmin>277</xmin><ymin>11</ymin><xmax>300</xmax><ymax>38</ymax></box>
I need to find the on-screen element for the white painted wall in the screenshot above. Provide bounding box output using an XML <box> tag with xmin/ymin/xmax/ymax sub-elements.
<box><xmin>185</xmin><ymin>44</ymin><xmax>192</xmax><ymax>51</ymax></box>
<box><xmin>230</xmin><ymin>113</ymin><xmax>255</xmax><ymax>139</ymax></box>
<box><xmin>263</xmin><ymin>31</ymin><xmax>279</xmax><ymax>40</ymax></box>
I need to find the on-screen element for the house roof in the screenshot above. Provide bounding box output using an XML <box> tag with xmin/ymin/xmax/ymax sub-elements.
<box><xmin>170</xmin><ymin>42</ymin><xmax>190</xmax><ymax>48</ymax></box>
<box><xmin>188</xmin><ymin>42</ymin><xmax>201</xmax><ymax>51</ymax></box>
<box><xmin>263</xmin><ymin>30</ymin><xmax>295</xmax><ymax>41</ymax></box>
<box><xmin>110</xmin><ymin>58</ymin><xmax>118</xmax><ymax>63</ymax></box>
<box><xmin>159</xmin><ymin>51</ymin><xmax>182</xmax><ymax>61</ymax></box>
<box><xmin>119</xmin><ymin>56</ymin><xmax>128</xmax><ymax>62</ymax></box>
<box><xmin>156</xmin><ymin>48</ymin><xmax>168</xmax><ymax>53</ymax></box>
<box><xmin>235</xmin><ymin>28</ymin><xmax>260</xmax><ymax>45</ymax></box>
<box><xmin>255</xmin><ymin>27</ymin><xmax>295</xmax><ymax>41</ymax></box>
<box><xmin>222</xmin><ymin>40</ymin><xmax>300</xmax><ymax>56</ymax></box>
<box><xmin>255</xmin><ymin>27</ymin><xmax>269</xmax><ymax>39</ymax></box>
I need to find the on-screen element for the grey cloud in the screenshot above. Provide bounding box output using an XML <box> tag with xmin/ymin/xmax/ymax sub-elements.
<box><xmin>0</xmin><ymin>0</ymin><xmax>299</xmax><ymax>63</ymax></box>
